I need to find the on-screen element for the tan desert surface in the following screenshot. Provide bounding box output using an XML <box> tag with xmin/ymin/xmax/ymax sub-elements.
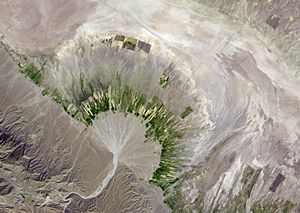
<box><xmin>1</xmin><ymin>0</ymin><xmax>300</xmax><ymax>212</ymax></box>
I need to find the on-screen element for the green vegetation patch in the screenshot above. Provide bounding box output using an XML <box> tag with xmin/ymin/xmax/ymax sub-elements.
<box><xmin>42</xmin><ymin>87</ymin><xmax>68</xmax><ymax>109</ymax></box>
<box><xmin>251</xmin><ymin>200</ymin><xmax>295</xmax><ymax>213</ymax></box>
<box><xmin>123</xmin><ymin>37</ymin><xmax>137</xmax><ymax>49</ymax></box>
<box><xmin>18</xmin><ymin>62</ymin><xmax>73</xmax><ymax>117</ymax></box>
<box><xmin>64</xmin><ymin>72</ymin><xmax>186</xmax><ymax>197</ymax></box>
<box><xmin>180</xmin><ymin>106</ymin><xmax>193</xmax><ymax>119</ymax></box>
<box><xmin>160</xmin><ymin>73</ymin><xmax>170</xmax><ymax>88</ymax></box>
<box><xmin>225</xmin><ymin>166</ymin><xmax>261</xmax><ymax>213</ymax></box>
<box><xmin>17</xmin><ymin>62</ymin><xmax>187</xmax><ymax>210</ymax></box>
<box><xmin>19</xmin><ymin>62</ymin><xmax>44</xmax><ymax>86</ymax></box>
<box><xmin>251</xmin><ymin>202</ymin><xmax>278</xmax><ymax>213</ymax></box>
<box><xmin>283</xmin><ymin>201</ymin><xmax>296</xmax><ymax>213</ymax></box>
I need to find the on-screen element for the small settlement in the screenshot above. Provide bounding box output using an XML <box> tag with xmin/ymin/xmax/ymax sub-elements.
<box><xmin>111</xmin><ymin>35</ymin><xmax>151</xmax><ymax>54</ymax></box>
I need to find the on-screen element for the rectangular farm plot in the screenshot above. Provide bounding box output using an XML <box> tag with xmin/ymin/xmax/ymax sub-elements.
<box><xmin>138</xmin><ymin>40</ymin><xmax>151</xmax><ymax>53</ymax></box>
<box><xmin>124</xmin><ymin>37</ymin><xmax>137</xmax><ymax>50</ymax></box>
<box><xmin>269</xmin><ymin>173</ymin><xmax>285</xmax><ymax>192</ymax></box>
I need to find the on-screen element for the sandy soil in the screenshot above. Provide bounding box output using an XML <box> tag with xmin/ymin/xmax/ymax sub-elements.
<box><xmin>1</xmin><ymin>0</ymin><xmax>300</xmax><ymax>212</ymax></box>
<box><xmin>0</xmin><ymin>0</ymin><xmax>97</xmax><ymax>55</ymax></box>
<box><xmin>0</xmin><ymin>47</ymin><xmax>113</xmax><ymax>210</ymax></box>
<box><xmin>91</xmin><ymin>112</ymin><xmax>161</xmax><ymax>182</ymax></box>
<box><xmin>51</xmin><ymin>0</ymin><xmax>300</xmax><ymax>205</ymax></box>
<box><xmin>65</xmin><ymin>164</ymin><xmax>168</xmax><ymax>213</ymax></box>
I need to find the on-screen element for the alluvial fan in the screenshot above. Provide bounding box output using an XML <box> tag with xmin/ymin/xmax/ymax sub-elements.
<box><xmin>1</xmin><ymin>0</ymin><xmax>300</xmax><ymax>212</ymax></box>
<box><xmin>42</xmin><ymin>39</ymin><xmax>209</xmax><ymax>207</ymax></box>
